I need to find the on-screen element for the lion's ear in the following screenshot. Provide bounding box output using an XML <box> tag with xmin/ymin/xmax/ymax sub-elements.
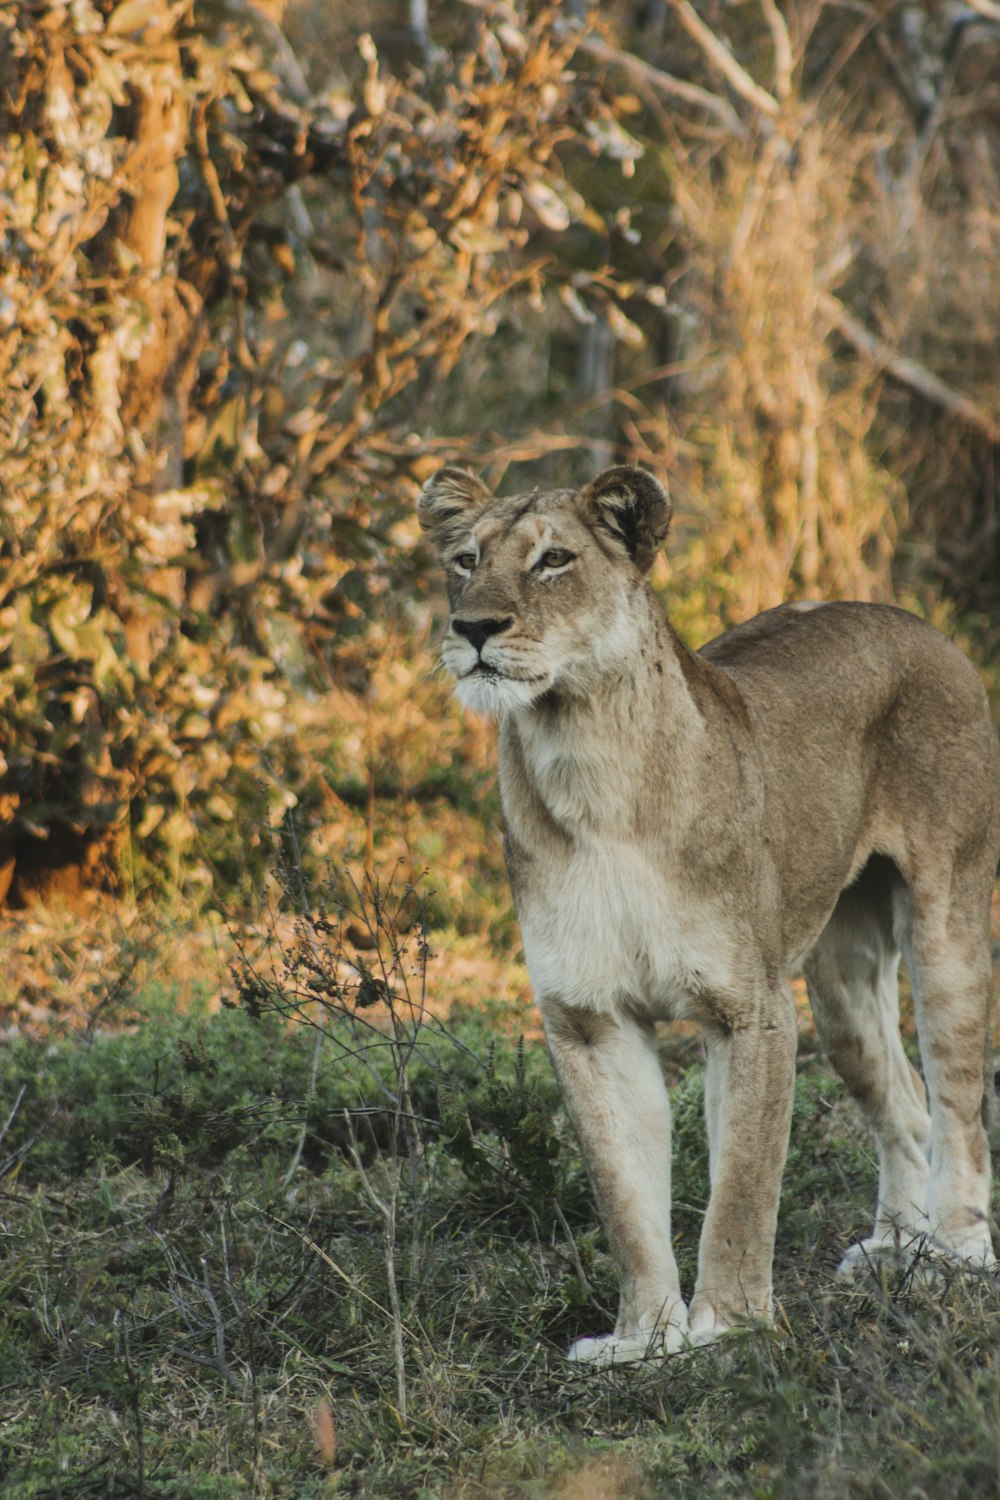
<box><xmin>578</xmin><ymin>466</ymin><xmax>671</xmax><ymax>574</ymax></box>
<box><xmin>418</xmin><ymin>468</ymin><xmax>493</xmax><ymax>554</ymax></box>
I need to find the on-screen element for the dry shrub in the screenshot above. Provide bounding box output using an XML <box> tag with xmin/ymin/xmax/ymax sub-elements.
<box><xmin>655</xmin><ymin>123</ymin><xmax>902</xmax><ymax>635</ymax></box>
<box><xmin>0</xmin><ymin>0</ymin><xmax>626</xmax><ymax>902</ymax></box>
<box><xmin>597</xmin><ymin>4</ymin><xmax>999</xmax><ymax>637</ymax></box>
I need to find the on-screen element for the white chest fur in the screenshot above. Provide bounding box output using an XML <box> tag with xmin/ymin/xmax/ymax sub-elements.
<box><xmin>516</xmin><ymin>834</ymin><xmax>736</xmax><ymax>1020</ymax></box>
<box><xmin>505</xmin><ymin>670</ymin><xmax>736</xmax><ymax>1021</ymax></box>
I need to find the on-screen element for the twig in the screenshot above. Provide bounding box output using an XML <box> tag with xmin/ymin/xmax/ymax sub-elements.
<box><xmin>343</xmin><ymin>1110</ymin><xmax>408</xmax><ymax>1422</ymax></box>
<box><xmin>0</xmin><ymin>1085</ymin><xmax>26</xmax><ymax>1151</ymax></box>
<box><xmin>282</xmin><ymin>1007</ymin><xmax>325</xmax><ymax>1190</ymax></box>
<box><xmin>760</xmin><ymin>0</ymin><xmax>793</xmax><ymax>101</ymax></box>
<box><xmin>456</xmin><ymin>0</ymin><xmax>749</xmax><ymax>134</ymax></box>
<box><xmin>553</xmin><ymin>1201</ymin><xmax>597</xmax><ymax>1305</ymax></box>
<box><xmin>574</xmin><ymin>31</ymin><xmax>747</xmax><ymax>137</ymax></box>
<box><xmin>669</xmin><ymin>0</ymin><xmax>780</xmax><ymax>120</ymax></box>
<box><xmin>192</xmin><ymin>105</ymin><xmax>240</xmax><ymax>274</ymax></box>
<box><xmin>160</xmin><ymin>1241</ymin><xmax>249</xmax><ymax>1395</ymax></box>
<box><xmin>261</xmin><ymin>1209</ymin><xmax>416</xmax><ymax>1334</ymax></box>
<box><xmin>191</xmin><ymin>103</ymin><xmax>251</xmax><ymax>371</ymax></box>
<box><xmin>805</xmin><ymin>7</ymin><xmax>882</xmax><ymax>117</ymax></box>
<box><xmin>222</xmin><ymin>1201</ymin><xmax>262</xmax><ymax>1478</ymax></box>
<box><xmin>168</xmin><ymin>1345</ymin><xmax>243</xmax><ymax>1390</ymax></box>
<box><xmin>820</xmin><ymin>293</ymin><xmax>1000</xmax><ymax>443</ymax></box>
<box><xmin>0</xmin><ymin>1117</ymin><xmax>54</xmax><ymax>1183</ymax></box>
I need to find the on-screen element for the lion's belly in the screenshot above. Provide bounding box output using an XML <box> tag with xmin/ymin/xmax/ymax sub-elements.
<box><xmin>517</xmin><ymin>839</ymin><xmax>737</xmax><ymax>1021</ymax></box>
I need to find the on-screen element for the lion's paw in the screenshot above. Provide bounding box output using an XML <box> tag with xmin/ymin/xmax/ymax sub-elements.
<box><xmin>837</xmin><ymin>1230</ymin><xmax>997</xmax><ymax>1280</ymax></box>
<box><xmin>566</xmin><ymin>1323</ymin><xmax>688</xmax><ymax>1367</ymax></box>
<box><xmin>687</xmin><ymin>1310</ymin><xmax>772</xmax><ymax>1350</ymax></box>
<box><xmin>685</xmin><ymin>1321</ymin><xmax>733</xmax><ymax>1349</ymax></box>
<box><xmin>836</xmin><ymin>1235</ymin><xmax>909</xmax><ymax>1278</ymax></box>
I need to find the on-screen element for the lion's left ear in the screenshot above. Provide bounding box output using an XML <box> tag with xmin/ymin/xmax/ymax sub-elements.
<box><xmin>418</xmin><ymin>467</ymin><xmax>493</xmax><ymax>557</ymax></box>
<box><xmin>578</xmin><ymin>467</ymin><xmax>671</xmax><ymax>574</ymax></box>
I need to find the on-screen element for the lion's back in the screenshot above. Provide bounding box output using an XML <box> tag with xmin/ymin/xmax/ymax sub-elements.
<box><xmin>699</xmin><ymin>600</ymin><xmax>1000</xmax><ymax>873</ymax></box>
<box><xmin>700</xmin><ymin>602</ymin><xmax>992</xmax><ymax>743</ymax></box>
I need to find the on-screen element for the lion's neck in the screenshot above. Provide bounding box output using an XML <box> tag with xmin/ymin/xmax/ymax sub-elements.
<box><xmin>501</xmin><ymin>600</ymin><xmax>705</xmax><ymax>838</ymax></box>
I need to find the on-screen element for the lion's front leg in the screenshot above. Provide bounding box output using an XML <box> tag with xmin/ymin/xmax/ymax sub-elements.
<box><xmin>543</xmin><ymin>1001</ymin><xmax>688</xmax><ymax>1365</ymax></box>
<box><xmin>689</xmin><ymin>1001</ymin><xmax>797</xmax><ymax>1343</ymax></box>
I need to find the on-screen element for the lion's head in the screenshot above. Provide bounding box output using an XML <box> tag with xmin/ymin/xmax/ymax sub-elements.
<box><xmin>418</xmin><ymin>465</ymin><xmax>671</xmax><ymax>716</ymax></box>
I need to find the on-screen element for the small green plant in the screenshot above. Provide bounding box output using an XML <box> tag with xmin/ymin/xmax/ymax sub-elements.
<box><xmin>437</xmin><ymin>1037</ymin><xmax>563</xmax><ymax>1213</ymax></box>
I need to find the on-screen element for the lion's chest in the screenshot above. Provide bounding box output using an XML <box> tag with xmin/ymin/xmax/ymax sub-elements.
<box><xmin>516</xmin><ymin>838</ymin><xmax>732</xmax><ymax>1020</ymax></box>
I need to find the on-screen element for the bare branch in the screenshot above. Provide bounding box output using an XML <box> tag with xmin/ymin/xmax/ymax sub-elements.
<box><xmin>0</xmin><ymin>1085</ymin><xmax>26</xmax><ymax>1151</ymax></box>
<box><xmin>575</xmin><ymin>31</ymin><xmax>748</xmax><ymax>136</ymax></box>
<box><xmin>457</xmin><ymin>0</ymin><xmax>750</xmax><ymax>134</ymax></box>
<box><xmin>820</xmin><ymin>293</ymin><xmax>1000</xmax><ymax>444</ymax></box>
<box><xmin>281</xmin><ymin>1010</ymin><xmax>325</xmax><ymax>1190</ymax></box>
<box><xmin>760</xmin><ymin>0</ymin><xmax>794</xmax><ymax>101</ymax></box>
<box><xmin>342</xmin><ymin>1111</ymin><xmax>407</xmax><ymax>1421</ymax></box>
<box><xmin>804</xmin><ymin>7</ymin><xmax>882</xmax><ymax>119</ymax></box>
<box><xmin>669</xmin><ymin>0</ymin><xmax>780</xmax><ymax>120</ymax></box>
<box><xmin>263</xmin><ymin>1208</ymin><xmax>418</xmax><ymax>1333</ymax></box>
<box><xmin>169</xmin><ymin>1345</ymin><xmax>243</xmax><ymax>1391</ymax></box>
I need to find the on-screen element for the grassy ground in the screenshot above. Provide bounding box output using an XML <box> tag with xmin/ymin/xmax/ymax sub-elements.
<box><xmin>1</xmin><ymin>876</ymin><xmax>999</xmax><ymax>1499</ymax></box>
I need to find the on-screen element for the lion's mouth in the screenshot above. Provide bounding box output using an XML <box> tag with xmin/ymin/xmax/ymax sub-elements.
<box><xmin>464</xmin><ymin>669</ymin><xmax>551</xmax><ymax>690</ymax></box>
<box><xmin>464</xmin><ymin>662</ymin><xmax>548</xmax><ymax>685</ymax></box>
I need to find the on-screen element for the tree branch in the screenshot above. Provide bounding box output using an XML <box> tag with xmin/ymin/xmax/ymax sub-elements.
<box><xmin>820</xmin><ymin>293</ymin><xmax>1000</xmax><ymax>444</ymax></box>
<box><xmin>760</xmin><ymin>0</ymin><xmax>793</xmax><ymax>101</ymax></box>
<box><xmin>669</xmin><ymin>0</ymin><xmax>780</xmax><ymax>120</ymax></box>
<box><xmin>574</xmin><ymin>31</ymin><xmax>748</xmax><ymax>137</ymax></box>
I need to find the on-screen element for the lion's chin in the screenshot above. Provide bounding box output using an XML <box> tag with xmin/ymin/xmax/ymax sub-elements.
<box><xmin>454</xmin><ymin>669</ymin><xmax>544</xmax><ymax>718</ymax></box>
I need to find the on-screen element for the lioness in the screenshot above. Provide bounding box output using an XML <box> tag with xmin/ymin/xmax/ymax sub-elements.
<box><xmin>419</xmin><ymin>464</ymin><xmax>1000</xmax><ymax>1366</ymax></box>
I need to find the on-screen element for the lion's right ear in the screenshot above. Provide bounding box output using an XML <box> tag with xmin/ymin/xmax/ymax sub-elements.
<box><xmin>417</xmin><ymin>468</ymin><xmax>493</xmax><ymax>555</ymax></box>
<box><xmin>578</xmin><ymin>466</ymin><xmax>671</xmax><ymax>574</ymax></box>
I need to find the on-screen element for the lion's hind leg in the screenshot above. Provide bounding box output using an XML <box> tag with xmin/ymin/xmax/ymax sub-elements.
<box><xmin>804</xmin><ymin>857</ymin><xmax>932</xmax><ymax>1275</ymax></box>
<box><xmin>900</xmin><ymin>860</ymin><xmax>996</xmax><ymax>1269</ymax></box>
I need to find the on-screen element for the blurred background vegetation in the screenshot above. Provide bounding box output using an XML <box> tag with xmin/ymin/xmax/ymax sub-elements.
<box><xmin>1</xmin><ymin>0</ymin><xmax>999</xmax><ymax>1005</ymax></box>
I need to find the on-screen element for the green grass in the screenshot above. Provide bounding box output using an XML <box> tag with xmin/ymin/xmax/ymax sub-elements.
<box><xmin>1</xmin><ymin>893</ymin><xmax>998</xmax><ymax>1499</ymax></box>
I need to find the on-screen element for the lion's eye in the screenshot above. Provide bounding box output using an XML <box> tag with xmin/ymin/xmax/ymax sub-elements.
<box><xmin>537</xmin><ymin>547</ymin><xmax>574</xmax><ymax>572</ymax></box>
<box><xmin>454</xmin><ymin>552</ymin><xmax>477</xmax><ymax>572</ymax></box>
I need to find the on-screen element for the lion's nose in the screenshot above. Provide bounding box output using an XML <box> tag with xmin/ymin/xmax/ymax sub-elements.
<box><xmin>451</xmin><ymin>616</ymin><xmax>514</xmax><ymax>654</ymax></box>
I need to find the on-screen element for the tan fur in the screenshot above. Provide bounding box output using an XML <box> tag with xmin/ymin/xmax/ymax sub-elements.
<box><xmin>419</xmin><ymin>465</ymin><xmax>1000</xmax><ymax>1366</ymax></box>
